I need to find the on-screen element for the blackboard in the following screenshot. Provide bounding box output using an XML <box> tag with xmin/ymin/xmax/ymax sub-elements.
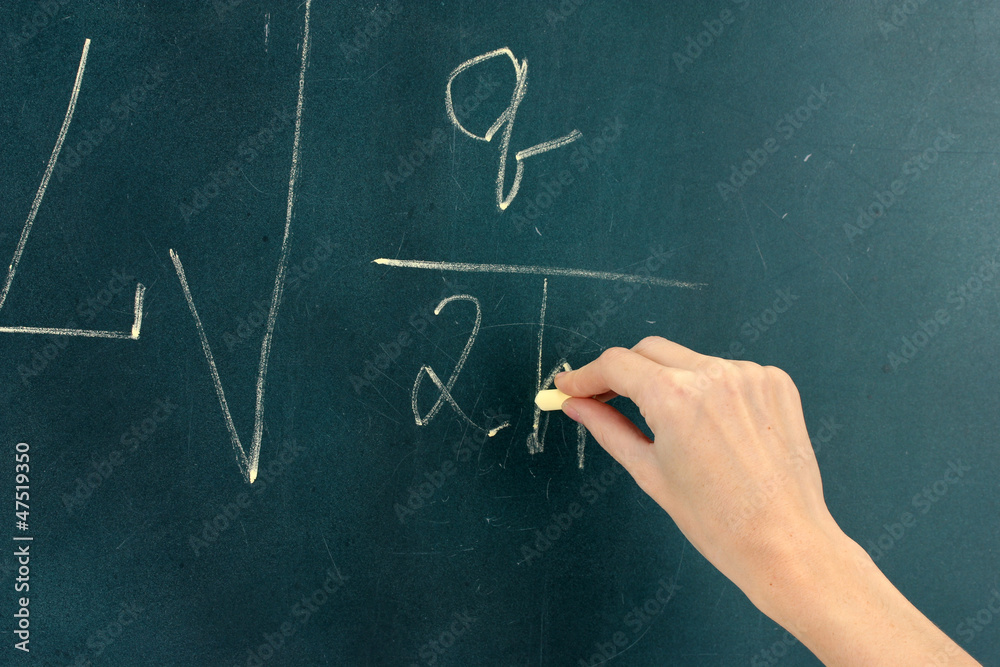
<box><xmin>1</xmin><ymin>1</ymin><xmax>998</xmax><ymax>665</ymax></box>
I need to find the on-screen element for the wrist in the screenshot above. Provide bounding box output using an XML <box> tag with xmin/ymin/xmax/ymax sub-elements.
<box><xmin>742</xmin><ymin>515</ymin><xmax>859</xmax><ymax>629</ymax></box>
<box><xmin>747</xmin><ymin>521</ymin><xmax>979</xmax><ymax>666</ymax></box>
<box><xmin>747</xmin><ymin>524</ymin><xmax>887</xmax><ymax>664</ymax></box>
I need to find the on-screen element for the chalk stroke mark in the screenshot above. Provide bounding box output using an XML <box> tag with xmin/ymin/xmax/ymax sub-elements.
<box><xmin>0</xmin><ymin>38</ymin><xmax>145</xmax><ymax>340</ymax></box>
<box><xmin>528</xmin><ymin>357</ymin><xmax>586</xmax><ymax>467</ymax></box>
<box><xmin>446</xmin><ymin>47</ymin><xmax>581</xmax><ymax>211</ymax></box>
<box><xmin>373</xmin><ymin>258</ymin><xmax>704</xmax><ymax>290</ymax></box>
<box><xmin>527</xmin><ymin>280</ymin><xmax>548</xmax><ymax>454</ymax></box>
<box><xmin>0</xmin><ymin>283</ymin><xmax>145</xmax><ymax>339</ymax></box>
<box><xmin>535</xmin><ymin>280</ymin><xmax>547</xmax><ymax>400</ymax></box>
<box><xmin>411</xmin><ymin>294</ymin><xmax>510</xmax><ymax>436</ymax></box>
<box><xmin>525</xmin><ymin>279</ymin><xmax>586</xmax><ymax>466</ymax></box>
<box><xmin>170</xmin><ymin>250</ymin><xmax>251</xmax><ymax>477</ymax></box>
<box><xmin>524</xmin><ymin>282</ymin><xmax>587</xmax><ymax>465</ymax></box>
<box><xmin>170</xmin><ymin>0</ymin><xmax>313</xmax><ymax>484</ymax></box>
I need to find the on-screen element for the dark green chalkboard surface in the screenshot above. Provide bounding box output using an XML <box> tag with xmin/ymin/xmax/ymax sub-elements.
<box><xmin>1</xmin><ymin>1</ymin><xmax>997</xmax><ymax>665</ymax></box>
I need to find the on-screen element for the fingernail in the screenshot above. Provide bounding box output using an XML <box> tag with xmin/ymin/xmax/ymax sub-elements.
<box><xmin>561</xmin><ymin>401</ymin><xmax>581</xmax><ymax>423</ymax></box>
<box><xmin>555</xmin><ymin>371</ymin><xmax>568</xmax><ymax>383</ymax></box>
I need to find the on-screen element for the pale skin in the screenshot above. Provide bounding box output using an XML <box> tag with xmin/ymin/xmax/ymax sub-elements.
<box><xmin>554</xmin><ymin>336</ymin><xmax>981</xmax><ymax>667</ymax></box>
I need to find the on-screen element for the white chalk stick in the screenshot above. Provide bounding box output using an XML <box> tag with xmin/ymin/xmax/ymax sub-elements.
<box><xmin>534</xmin><ymin>388</ymin><xmax>571</xmax><ymax>412</ymax></box>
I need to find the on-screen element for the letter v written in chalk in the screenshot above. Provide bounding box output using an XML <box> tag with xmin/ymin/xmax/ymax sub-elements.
<box><xmin>170</xmin><ymin>0</ymin><xmax>314</xmax><ymax>484</ymax></box>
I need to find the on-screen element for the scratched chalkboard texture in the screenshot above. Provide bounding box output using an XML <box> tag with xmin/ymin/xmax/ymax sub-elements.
<box><xmin>0</xmin><ymin>0</ymin><xmax>998</xmax><ymax>665</ymax></box>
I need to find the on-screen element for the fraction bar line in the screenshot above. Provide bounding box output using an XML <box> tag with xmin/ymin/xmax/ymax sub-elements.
<box><xmin>373</xmin><ymin>258</ymin><xmax>704</xmax><ymax>290</ymax></box>
<box><xmin>0</xmin><ymin>327</ymin><xmax>131</xmax><ymax>339</ymax></box>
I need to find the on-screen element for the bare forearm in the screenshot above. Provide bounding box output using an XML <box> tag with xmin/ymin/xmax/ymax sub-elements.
<box><xmin>555</xmin><ymin>340</ymin><xmax>981</xmax><ymax>666</ymax></box>
<box><xmin>751</xmin><ymin>526</ymin><xmax>980</xmax><ymax>667</ymax></box>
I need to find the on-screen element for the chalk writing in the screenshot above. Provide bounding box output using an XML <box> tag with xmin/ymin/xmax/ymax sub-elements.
<box><xmin>446</xmin><ymin>47</ymin><xmax>582</xmax><ymax>211</ymax></box>
<box><xmin>0</xmin><ymin>38</ymin><xmax>145</xmax><ymax>341</ymax></box>
<box><xmin>170</xmin><ymin>0</ymin><xmax>314</xmax><ymax>484</ymax></box>
<box><xmin>411</xmin><ymin>294</ymin><xmax>509</xmax><ymax>436</ymax></box>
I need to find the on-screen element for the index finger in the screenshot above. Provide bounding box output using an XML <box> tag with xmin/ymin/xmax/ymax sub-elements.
<box><xmin>554</xmin><ymin>347</ymin><xmax>669</xmax><ymax>404</ymax></box>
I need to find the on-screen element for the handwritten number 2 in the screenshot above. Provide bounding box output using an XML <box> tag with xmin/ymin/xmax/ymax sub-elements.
<box><xmin>411</xmin><ymin>295</ymin><xmax>506</xmax><ymax>435</ymax></box>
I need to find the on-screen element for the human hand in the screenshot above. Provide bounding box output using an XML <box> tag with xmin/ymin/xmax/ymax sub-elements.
<box><xmin>555</xmin><ymin>337</ymin><xmax>981</xmax><ymax>666</ymax></box>
<box><xmin>554</xmin><ymin>337</ymin><xmax>843</xmax><ymax>610</ymax></box>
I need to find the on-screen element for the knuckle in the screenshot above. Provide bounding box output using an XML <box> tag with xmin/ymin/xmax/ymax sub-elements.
<box><xmin>638</xmin><ymin>367</ymin><xmax>677</xmax><ymax>409</ymax></box>
<box><xmin>717</xmin><ymin>370</ymin><xmax>743</xmax><ymax>397</ymax></box>
<box><xmin>762</xmin><ymin>364</ymin><xmax>789</xmax><ymax>381</ymax></box>
<box><xmin>762</xmin><ymin>365</ymin><xmax>795</xmax><ymax>389</ymax></box>
<box><xmin>600</xmin><ymin>346</ymin><xmax>631</xmax><ymax>365</ymax></box>
<box><xmin>633</xmin><ymin>335</ymin><xmax>664</xmax><ymax>352</ymax></box>
<box><xmin>702</xmin><ymin>360</ymin><xmax>739</xmax><ymax>391</ymax></box>
<box><xmin>704</xmin><ymin>359</ymin><xmax>733</xmax><ymax>381</ymax></box>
